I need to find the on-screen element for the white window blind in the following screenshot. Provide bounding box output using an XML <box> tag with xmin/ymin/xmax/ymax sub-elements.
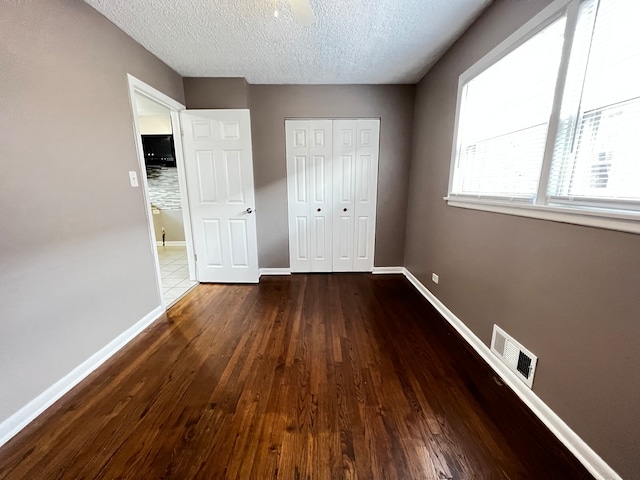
<box><xmin>548</xmin><ymin>0</ymin><xmax>640</xmax><ymax>209</ymax></box>
<box><xmin>450</xmin><ymin>17</ymin><xmax>566</xmax><ymax>201</ymax></box>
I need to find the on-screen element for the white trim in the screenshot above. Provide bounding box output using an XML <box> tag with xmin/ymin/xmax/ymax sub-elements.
<box><xmin>127</xmin><ymin>78</ymin><xmax>163</xmax><ymax>306</ymax></box>
<box><xmin>0</xmin><ymin>305</ymin><xmax>165</xmax><ymax>449</ymax></box>
<box><xmin>126</xmin><ymin>74</ymin><xmax>198</xmax><ymax>303</ymax></box>
<box><xmin>126</xmin><ymin>74</ymin><xmax>185</xmax><ymax>111</ymax></box>
<box><xmin>170</xmin><ymin>110</ymin><xmax>197</xmax><ymax>282</ymax></box>
<box><xmin>155</xmin><ymin>241</ymin><xmax>187</xmax><ymax>247</ymax></box>
<box><xmin>446</xmin><ymin>198</ymin><xmax>640</xmax><ymax>235</ymax></box>
<box><xmin>259</xmin><ymin>268</ymin><xmax>292</xmax><ymax>276</ymax></box>
<box><xmin>372</xmin><ymin>266</ymin><xmax>404</xmax><ymax>274</ymax></box>
<box><xmin>401</xmin><ymin>267</ymin><xmax>622</xmax><ymax>480</ymax></box>
<box><xmin>535</xmin><ymin>0</ymin><xmax>582</xmax><ymax>205</ymax></box>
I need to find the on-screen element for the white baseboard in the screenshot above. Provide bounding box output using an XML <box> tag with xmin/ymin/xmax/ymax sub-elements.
<box><xmin>372</xmin><ymin>266</ymin><xmax>404</xmax><ymax>274</ymax></box>
<box><xmin>259</xmin><ymin>268</ymin><xmax>291</xmax><ymax>276</ymax></box>
<box><xmin>260</xmin><ymin>268</ymin><xmax>404</xmax><ymax>275</ymax></box>
<box><xmin>401</xmin><ymin>268</ymin><xmax>621</xmax><ymax>480</ymax></box>
<box><xmin>156</xmin><ymin>241</ymin><xmax>186</xmax><ymax>247</ymax></box>
<box><xmin>0</xmin><ymin>305</ymin><xmax>165</xmax><ymax>449</ymax></box>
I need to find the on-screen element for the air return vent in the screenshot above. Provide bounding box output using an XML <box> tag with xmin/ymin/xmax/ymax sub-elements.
<box><xmin>490</xmin><ymin>325</ymin><xmax>537</xmax><ymax>388</ymax></box>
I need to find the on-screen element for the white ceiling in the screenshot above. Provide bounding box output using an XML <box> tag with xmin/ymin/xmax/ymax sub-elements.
<box><xmin>86</xmin><ymin>0</ymin><xmax>491</xmax><ymax>84</ymax></box>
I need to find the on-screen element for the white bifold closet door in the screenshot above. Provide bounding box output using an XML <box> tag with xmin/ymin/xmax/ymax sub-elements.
<box><xmin>286</xmin><ymin>119</ymin><xmax>380</xmax><ymax>273</ymax></box>
<box><xmin>332</xmin><ymin>119</ymin><xmax>379</xmax><ymax>272</ymax></box>
<box><xmin>286</xmin><ymin>120</ymin><xmax>334</xmax><ymax>272</ymax></box>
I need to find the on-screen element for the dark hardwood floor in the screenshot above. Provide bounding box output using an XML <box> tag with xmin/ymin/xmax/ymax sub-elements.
<box><xmin>0</xmin><ymin>274</ymin><xmax>592</xmax><ymax>479</ymax></box>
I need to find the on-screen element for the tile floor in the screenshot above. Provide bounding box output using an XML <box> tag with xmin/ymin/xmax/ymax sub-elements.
<box><xmin>157</xmin><ymin>245</ymin><xmax>197</xmax><ymax>305</ymax></box>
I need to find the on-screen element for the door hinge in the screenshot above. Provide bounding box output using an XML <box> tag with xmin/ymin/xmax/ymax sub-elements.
<box><xmin>194</xmin><ymin>253</ymin><xmax>197</xmax><ymax>262</ymax></box>
<box><xmin>181</xmin><ymin>128</ymin><xmax>184</xmax><ymax>136</ymax></box>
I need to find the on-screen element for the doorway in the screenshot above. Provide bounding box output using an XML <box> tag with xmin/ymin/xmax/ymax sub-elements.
<box><xmin>127</xmin><ymin>75</ymin><xmax>197</xmax><ymax>307</ymax></box>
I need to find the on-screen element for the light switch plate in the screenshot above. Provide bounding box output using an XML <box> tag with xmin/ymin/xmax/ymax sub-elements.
<box><xmin>129</xmin><ymin>171</ymin><xmax>139</xmax><ymax>187</ymax></box>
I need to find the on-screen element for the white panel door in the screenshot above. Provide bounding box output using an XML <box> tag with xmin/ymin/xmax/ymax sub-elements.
<box><xmin>286</xmin><ymin>120</ymin><xmax>333</xmax><ymax>272</ymax></box>
<box><xmin>332</xmin><ymin>120</ymin><xmax>357</xmax><ymax>272</ymax></box>
<box><xmin>181</xmin><ymin>109</ymin><xmax>259</xmax><ymax>283</ymax></box>
<box><xmin>286</xmin><ymin>121</ymin><xmax>311</xmax><ymax>272</ymax></box>
<box><xmin>308</xmin><ymin>121</ymin><xmax>333</xmax><ymax>272</ymax></box>
<box><xmin>353</xmin><ymin>119</ymin><xmax>380</xmax><ymax>271</ymax></box>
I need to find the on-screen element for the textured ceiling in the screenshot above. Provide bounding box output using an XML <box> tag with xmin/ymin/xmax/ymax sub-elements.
<box><xmin>86</xmin><ymin>0</ymin><xmax>491</xmax><ymax>84</ymax></box>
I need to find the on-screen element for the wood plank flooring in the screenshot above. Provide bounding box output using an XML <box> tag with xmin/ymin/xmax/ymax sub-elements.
<box><xmin>0</xmin><ymin>274</ymin><xmax>592</xmax><ymax>479</ymax></box>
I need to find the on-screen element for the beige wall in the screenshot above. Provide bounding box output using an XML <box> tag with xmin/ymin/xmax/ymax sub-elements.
<box><xmin>183</xmin><ymin>77</ymin><xmax>249</xmax><ymax>109</ymax></box>
<box><xmin>247</xmin><ymin>85</ymin><xmax>415</xmax><ymax>268</ymax></box>
<box><xmin>139</xmin><ymin>115</ymin><xmax>172</xmax><ymax>134</ymax></box>
<box><xmin>152</xmin><ymin>209</ymin><xmax>186</xmax><ymax>243</ymax></box>
<box><xmin>404</xmin><ymin>0</ymin><xmax>640</xmax><ymax>477</ymax></box>
<box><xmin>0</xmin><ymin>1</ymin><xmax>184</xmax><ymax>424</ymax></box>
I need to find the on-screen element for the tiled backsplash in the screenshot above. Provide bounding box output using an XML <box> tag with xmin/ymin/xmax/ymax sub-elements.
<box><xmin>145</xmin><ymin>165</ymin><xmax>181</xmax><ymax>209</ymax></box>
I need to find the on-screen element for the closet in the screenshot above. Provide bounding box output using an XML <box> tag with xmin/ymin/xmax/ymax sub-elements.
<box><xmin>285</xmin><ymin>119</ymin><xmax>380</xmax><ymax>272</ymax></box>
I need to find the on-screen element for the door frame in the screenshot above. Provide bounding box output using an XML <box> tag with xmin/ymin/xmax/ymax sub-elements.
<box><xmin>126</xmin><ymin>74</ymin><xmax>196</xmax><ymax>308</ymax></box>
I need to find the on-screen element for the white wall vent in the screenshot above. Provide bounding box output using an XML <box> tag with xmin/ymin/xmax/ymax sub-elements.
<box><xmin>490</xmin><ymin>325</ymin><xmax>537</xmax><ymax>388</ymax></box>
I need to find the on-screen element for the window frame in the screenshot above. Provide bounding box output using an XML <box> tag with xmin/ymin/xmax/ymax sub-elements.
<box><xmin>445</xmin><ymin>0</ymin><xmax>640</xmax><ymax>235</ymax></box>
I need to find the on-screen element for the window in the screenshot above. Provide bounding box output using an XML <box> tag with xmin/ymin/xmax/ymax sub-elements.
<box><xmin>448</xmin><ymin>0</ymin><xmax>640</xmax><ymax>233</ymax></box>
<box><xmin>452</xmin><ymin>17</ymin><xmax>566</xmax><ymax>201</ymax></box>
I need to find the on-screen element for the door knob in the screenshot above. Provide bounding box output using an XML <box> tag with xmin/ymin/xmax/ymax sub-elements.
<box><xmin>246</xmin><ymin>207</ymin><xmax>253</xmax><ymax>214</ymax></box>
<box><xmin>343</xmin><ymin>208</ymin><xmax>348</xmax><ymax>212</ymax></box>
<box><xmin>317</xmin><ymin>208</ymin><xmax>321</xmax><ymax>212</ymax></box>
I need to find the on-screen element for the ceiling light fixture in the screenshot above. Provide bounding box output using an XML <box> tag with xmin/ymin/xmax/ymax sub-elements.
<box><xmin>272</xmin><ymin>0</ymin><xmax>315</xmax><ymax>25</ymax></box>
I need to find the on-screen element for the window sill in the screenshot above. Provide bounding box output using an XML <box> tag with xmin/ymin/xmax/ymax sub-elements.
<box><xmin>444</xmin><ymin>197</ymin><xmax>640</xmax><ymax>235</ymax></box>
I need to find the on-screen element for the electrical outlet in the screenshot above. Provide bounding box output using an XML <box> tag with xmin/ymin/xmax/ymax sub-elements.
<box><xmin>432</xmin><ymin>273</ymin><xmax>439</xmax><ymax>284</ymax></box>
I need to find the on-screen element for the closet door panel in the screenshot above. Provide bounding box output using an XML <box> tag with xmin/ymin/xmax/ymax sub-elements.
<box><xmin>353</xmin><ymin>119</ymin><xmax>380</xmax><ymax>271</ymax></box>
<box><xmin>332</xmin><ymin>120</ymin><xmax>357</xmax><ymax>271</ymax></box>
<box><xmin>286</xmin><ymin>120</ymin><xmax>333</xmax><ymax>272</ymax></box>
<box><xmin>286</xmin><ymin>121</ymin><xmax>311</xmax><ymax>272</ymax></box>
<box><xmin>308</xmin><ymin>120</ymin><xmax>333</xmax><ymax>272</ymax></box>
